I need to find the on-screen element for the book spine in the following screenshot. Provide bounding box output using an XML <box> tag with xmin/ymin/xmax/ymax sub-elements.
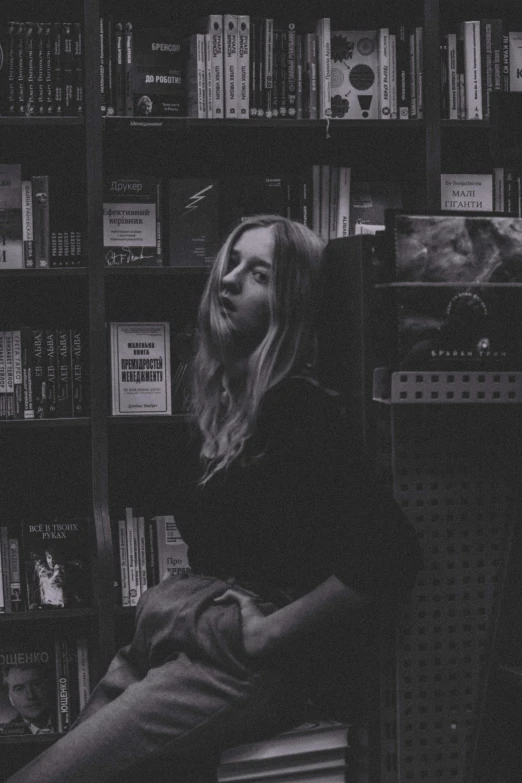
<box><xmin>5</xmin><ymin>330</ymin><xmax>14</xmax><ymax>420</ymax></box>
<box><xmin>255</xmin><ymin>17</ymin><xmax>264</xmax><ymax>116</ymax></box>
<box><xmin>490</xmin><ymin>19</ymin><xmax>503</xmax><ymax>95</ymax></box>
<box><xmin>32</xmin><ymin>328</ymin><xmax>46</xmax><ymax>418</ymax></box>
<box><xmin>249</xmin><ymin>18</ymin><xmax>258</xmax><ymax>117</ymax></box>
<box><xmin>197</xmin><ymin>34</ymin><xmax>207</xmax><ymax>118</ymax></box>
<box><xmin>461</xmin><ymin>20</ymin><xmax>482</xmax><ymax>118</ymax></box>
<box><xmin>278</xmin><ymin>30</ymin><xmax>288</xmax><ymax>118</ymax></box>
<box><xmin>303</xmin><ymin>33</ymin><xmax>318</xmax><ymax>120</ymax></box>
<box><xmin>320</xmin><ymin>165</ymin><xmax>330</xmax><ymax>240</ymax></box>
<box><xmin>15</xmin><ymin>22</ymin><xmax>25</xmax><ymax>116</ymax></box>
<box><xmin>204</xmin><ymin>33</ymin><xmax>213</xmax><ymax>118</ymax></box>
<box><xmin>73</xmin><ymin>22</ymin><xmax>83</xmax><ymax>117</ymax></box>
<box><xmin>187</xmin><ymin>35</ymin><xmax>206</xmax><ymax>118</ymax></box>
<box><xmin>509</xmin><ymin>31</ymin><xmax>522</xmax><ymax>91</ymax></box>
<box><xmin>5</xmin><ymin>21</ymin><xmax>16</xmax><ymax>116</ymax></box>
<box><xmin>24</xmin><ymin>22</ymin><xmax>36</xmax><ymax>116</ymax></box>
<box><xmin>287</xmin><ymin>22</ymin><xmax>297</xmax><ymax>118</ymax></box>
<box><xmin>379</xmin><ymin>28</ymin><xmax>391</xmax><ymax>119</ymax></box>
<box><xmin>12</xmin><ymin>329</ymin><xmax>23</xmax><ymax>420</ymax></box>
<box><xmin>62</xmin><ymin>22</ymin><xmax>74</xmax><ymax>116</ymax></box>
<box><xmin>125</xmin><ymin>507</ymin><xmax>139</xmax><ymax>606</ymax></box>
<box><xmin>118</xmin><ymin>519</ymin><xmax>130</xmax><ymax>606</ymax></box>
<box><xmin>22</xmin><ymin>180</ymin><xmax>35</xmax><ymax>268</ymax></box>
<box><xmin>480</xmin><ymin>20</ymin><xmax>494</xmax><ymax>119</ymax></box>
<box><xmin>389</xmin><ymin>32</ymin><xmax>397</xmax><ymax>119</ymax></box>
<box><xmin>124</xmin><ymin>21</ymin><xmax>133</xmax><ymax>117</ymax></box>
<box><xmin>295</xmin><ymin>33</ymin><xmax>303</xmax><ymax>119</ymax></box>
<box><xmin>146</xmin><ymin>517</ymin><xmax>159</xmax><ymax>587</ymax></box>
<box><xmin>0</xmin><ymin>525</ymin><xmax>5</xmax><ymax>611</ymax></box>
<box><xmin>446</xmin><ymin>33</ymin><xmax>458</xmax><ymax>119</ymax></box>
<box><xmin>100</xmin><ymin>17</ymin><xmax>106</xmax><ymax>115</ymax></box>
<box><xmin>76</xmin><ymin>639</ymin><xmax>90</xmax><ymax>711</ymax></box>
<box><xmin>237</xmin><ymin>16</ymin><xmax>249</xmax><ymax>119</ymax></box>
<box><xmin>328</xmin><ymin>167</ymin><xmax>339</xmax><ymax>239</ymax></box>
<box><xmin>263</xmin><ymin>18</ymin><xmax>274</xmax><ymax>118</ymax></box>
<box><xmin>137</xmin><ymin>515</ymin><xmax>148</xmax><ymax>595</ymax></box>
<box><xmin>56</xmin><ymin>636</ymin><xmax>72</xmax><ymax>733</ymax></box>
<box><xmin>316</xmin><ymin>18</ymin><xmax>331</xmax><ymax>118</ymax></box>
<box><xmin>44</xmin><ymin>327</ymin><xmax>58</xmax><ymax>418</ymax></box>
<box><xmin>113</xmin><ymin>21</ymin><xmax>124</xmax><ymax>116</ymax></box>
<box><xmin>0</xmin><ymin>527</ymin><xmax>11</xmax><ymax>613</ymax></box>
<box><xmin>34</xmin><ymin>22</ymin><xmax>45</xmax><ymax>116</ymax></box>
<box><xmin>501</xmin><ymin>24</ymin><xmax>510</xmax><ymax>92</ymax></box>
<box><xmin>271</xmin><ymin>29</ymin><xmax>280</xmax><ymax>118</ymax></box>
<box><xmin>224</xmin><ymin>14</ymin><xmax>238</xmax><ymax>118</ymax></box>
<box><xmin>52</xmin><ymin>22</ymin><xmax>64</xmax><ymax>116</ymax></box>
<box><xmin>408</xmin><ymin>28</ymin><xmax>417</xmax><ymax>118</ymax></box>
<box><xmin>8</xmin><ymin>537</ymin><xmax>23</xmax><ymax>611</ymax></box>
<box><xmin>21</xmin><ymin>326</ymin><xmax>34</xmax><ymax>419</ymax></box>
<box><xmin>32</xmin><ymin>175</ymin><xmax>50</xmax><ymax>268</ymax></box>
<box><xmin>70</xmin><ymin>328</ymin><xmax>86</xmax><ymax>417</ymax></box>
<box><xmin>56</xmin><ymin>327</ymin><xmax>72</xmax><ymax>418</ymax></box>
<box><xmin>0</xmin><ymin>331</ymin><xmax>6</xmax><ymax>419</ymax></box>
<box><xmin>336</xmin><ymin>167</ymin><xmax>351</xmax><ymax>238</ymax></box>
<box><xmin>396</xmin><ymin>24</ymin><xmax>409</xmax><ymax>119</ymax></box>
<box><xmin>104</xmin><ymin>17</ymin><xmax>114</xmax><ymax>115</ymax></box>
<box><xmin>415</xmin><ymin>26</ymin><xmax>423</xmax><ymax>119</ymax></box>
<box><xmin>208</xmin><ymin>15</ymin><xmax>224</xmax><ymax>118</ymax></box>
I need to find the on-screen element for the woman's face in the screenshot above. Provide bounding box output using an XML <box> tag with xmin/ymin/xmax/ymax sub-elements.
<box><xmin>219</xmin><ymin>226</ymin><xmax>274</xmax><ymax>349</ymax></box>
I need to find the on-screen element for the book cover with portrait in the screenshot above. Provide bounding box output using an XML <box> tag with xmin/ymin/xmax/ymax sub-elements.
<box><xmin>21</xmin><ymin>518</ymin><xmax>92</xmax><ymax>610</ymax></box>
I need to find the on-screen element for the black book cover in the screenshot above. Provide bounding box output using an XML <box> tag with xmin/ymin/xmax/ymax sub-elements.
<box><xmin>130</xmin><ymin>26</ymin><xmax>186</xmax><ymax>117</ymax></box>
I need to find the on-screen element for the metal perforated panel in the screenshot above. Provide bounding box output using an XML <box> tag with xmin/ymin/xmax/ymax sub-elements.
<box><xmin>384</xmin><ymin>405</ymin><xmax>518</xmax><ymax>783</ymax></box>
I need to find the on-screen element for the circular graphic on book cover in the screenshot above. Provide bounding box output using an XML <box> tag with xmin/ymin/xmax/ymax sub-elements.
<box><xmin>349</xmin><ymin>64</ymin><xmax>375</xmax><ymax>91</ymax></box>
<box><xmin>357</xmin><ymin>37</ymin><xmax>376</xmax><ymax>56</ymax></box>
<box><xmin>331</xmin><ymin>67</ymin><xmax>345</xmax><ymax>89</ymax></box>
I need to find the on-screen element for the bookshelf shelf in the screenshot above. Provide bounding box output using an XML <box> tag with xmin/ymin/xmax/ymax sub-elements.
<box><xmin>0</xmin><ymin>735</ymin><xmax>58</xmax><ymax>746</ymax></box>
<box><xmin>0</xmin><ymin>117</ymin><xmax>84</xmax><ymax>127</ymax></box>
<box><xmin>0</xmin><ymin>269</ymin><xmax>88</xmax><ymax>278</ymax></box>
<box><xmin>375</xmin><ymin>282</ymin><xmax>522</xmax><ymax>288</ymax></box>
<box><xmin>108</xmin><ymin>414</ymin><xmax>192</xmax><ymax>425</ymax></box>
<box><xmin>0</xmin><ymin>418</ymin><xmax>90</xmax><ymax>429</ymax></box>
<box><xmin>103</xmin><ymin>116</ymin><xmax>425</xmax><ymax>131</ymax></box>
<box><xmin>0</xmin><ymin>608</ymin><xmax>97</xmax><ymax>623</ymax></box>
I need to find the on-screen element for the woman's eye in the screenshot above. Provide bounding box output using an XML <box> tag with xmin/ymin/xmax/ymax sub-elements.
<box><xmin>252</xmin><ymin>268</ymin><xmax>269</xmax><ymax>283</ymax></box>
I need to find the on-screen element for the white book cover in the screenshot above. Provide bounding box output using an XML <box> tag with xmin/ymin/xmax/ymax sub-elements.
<box><xmin>118</xmin><ymin>518</ymin><xmax>130</xmax><ymax>606</ymax></box>
<box><xmin>110</xmin><ymin>322</ymin><xmax>171</xmax><ymax>416</ymax></box>
<box><xmin>237</xmin><ymin>15</ymin><xmax>250</xmax><ymax>118</ymax></box>
<box><xmin>125</xmin><ymin>507</ymin><xmax>139</xmax><ymax>606</ymax></box>
<box><xmin>336</xmin><ymin>167</ymin><xmax>351</xmax><ymax>238</ymax></box>
<box><xmin>224</xmin><ymin>14</ymin><xmax>238</xmax><ymax>118</ymax></box>
<box><xmin>460</xmin><ymin>21</ymin><xmax>482</xmax><ymax>118</ymax></box>
<box><xmin>378</xmin><ymin>28</ymin><xmax>391</xmax><ymax>119</ymax></box>
<box><xmin>415</xmin><ymin>26</ymin><xmax>423</xmax><ymax>119</ymax></box>
<box><xmin>441</xmin><ymin>174</ymin><xmax>493</xmax><ymax>211</ymax></box>
<box><xmin>509</xmin><ymin>32</ymin><xmax>522</xmax><ymax>91</ymax></box>
<box><xmin>316</xmin><ymin>18</ymin><xmax>331</xmax><ymax>118</ymax></box>
<box><xmin>330</xmin><ymin>30</ymin><xmax>379</xmax><ymax>119</ymax></box>
<box><xmin>389</xmin><ymin>33</ymin><xmax>397</xmax><ymax>119</ymax></box>
<box><xmin>446</xmin><ymin>33</ymin><xmax>458</xmax><ymax>119</ymax></box>
<box><xmin>205</xmin><ymin>33</ymin><xmax>213</xmax><ymax>118</ymax></box>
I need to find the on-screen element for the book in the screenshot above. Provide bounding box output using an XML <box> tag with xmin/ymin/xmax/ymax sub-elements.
<box><xmin>509</xmin><ymin>31</ymin><xmax>522</xmax><ymax>91</ymax></box>
<box><xmin>0</xmin><ymin>527</ymin><xmax>10</xmax><ymax>613</ymax></box>
<box><xmin>389</xmin><ymin>31</ymin><xmax>397</xmax><ymax>119</ymax></box>
<box><xmin>378</xmin><ymin>28</ymin><xmax>391</xmax><ymax>119</ymax></box>
<box><xmin>70</xmin><ymin>328</ymin><xmax>87</xmax><ymax>417</ymax></box>
<box><xmin>237</xmin><ymin>16</ymin><xmax>250</xmax><ymax>119</ymax></box>
<box><xmin>460</xmin><ymin>20</ymin><xmax>482</xmax><ymax>119</ymax></box>
<box><xmin>316</xmin><ymin>18</ymin><xmax>331</xmax><ymax>118</ymax></box>
<box><xmin>153</xmin><ymin>514</ymin><xmax>190</xmax><ymax>581</ymax></box>
<box><xmin>125</xmin><ymin>507</ymin><xmax>140</xmax><ymax>606</ymax></box>
<box><xmin>396</xmin><ymin>23</ymin><xmax>409</xmax><ymax>119</ymax></box>
<box><xmin>103</xmin><ymin>176</ymin><xmax>162</xmax><ymax>266</ymax></box>
<box><xmin>441</xmin><ymin>173</ymin><xmax>493</xmax><ymax>211</ymax></box>
<box><xmin>55</xmin><ymin>635</ymin><xmax>72</xmax><ymax>733</ymax></box>
<box><xmin>21</xmin><ymin>518</ymin><xmax>91</xmax><ymax>609</ymax></box>
<box><xmin>224</xmin><ymin>15</ymin><xmax>238</xmax><ymax>118</ymax></box>
<box><xmin>330</xmin><ymin>30</ymin><xmax>379</xmax><ymax>119</ymax></box>
<box><xmin>123</xmin><ymin>21</ymin><xmax>133</xmax><ymax>117</ymax></box>
<box><xmin>56</xmin><ymin>328</ymin><xmax>72</xmax><ymax>417</ymax></box>
<box><xmin>168</xmin><ymin>178</ymin><xmax>220</xmax><ymax>267</ymax></box>
<box><xmin>0</xmin><ymin>163</ymin><xmax>23</xmax><ymax>268</ymax></box>
<box><xmin>446</xmin><ymin>33</ymin><xmax>458</xmax><ymax>119</ymax></box>
<box><xmin>205</xmin><ymin>33</ymin><xmax>212</xmax><ymax>117</ymax></box>
<box><xmin>21</xmin><ymin>180</ymin><xmax>34</xmax><ymax>268</ymax></box>
<box><xmin>76</xmin><ymin>638</ymin><xmax>90</xmax><ymax>711</ymax></box>
<box><xmin>263</xmin><ymin>18</ymin><xmax>274</xmax><ymax>118</ymax></box>
<box><xmin>393</xmin><ymin>213</ymin><xmax>522</xmax><ymax>283</ymax></box>
<box><xmin>349</xmin><ymin>180</ymin><xmax>402</xmax><ymax>234</ymax></box>
<box><xmin>32</xmin><ymin>328</ymin><xmax>46</xmax><ymax>419</ymax></box>
<box><xmin>110</xmin><ymin>322</ymin><xmax>172</xmax><ymax>416</ymax></box>
<box><xmin>0</xmin><ymin>635</ymin><xmax>58</xmax><ymax>734</ymax></box>
<box><xmin>129</xmin><ymin>26</ymin><xmax>186</xmax><ymax>117</ymax></box>
<box><xmin>5</xmin><ymin>330</ymin><xmax>14</xmax><ymax>420</ymax></box>
<box><xmin>415</xmin><ymin>25</ymin><xmax>423</xmax><ymax>119</ymax></box>
<box><xmin>32</xmin><ymin>174</ymin><xmax>50</xmax><ymax>268</ymax></box>
<box><xmin>0</xmin><ymin>332</ymin><xmax>5</xmax><ymax>419</ymax></box>
<box><xmin>200</xmin><ymin>15</ymin><xmax>224</xmax><ymax>119</ymax></box>
<box><xmin>117</xmin><ymin>518</ymin><xmax>130</xmax><ymax>606</ymax></box>
<box><xmin>186</xmin><ymin>34</ymin><xmax>207</xmax><ymax>119</ymax></box>
<box><xmin>303</xmin><ymin>33</ymin><xmax>318</xmax><ymax>119</ymax></box>
<box><xmin>336</xmin><ymin>167</ymin><xmax>351</xmax><ymax>238</ymax></box>
<box><xmin>11</xmin><ymin>329</ymin><xmax>23</xmax><ymax>419</ymax></box>
<box><xmin>480</xmin><ymin>20</ymin><xmax>503</xmax><ymax>120</ymax></box>
<box><xmin>44</xmin><ymin>328</ymin><xmax>58</xmax><ymax>418</ymax></box>
<box><xmin>7</xmin><ymin>536</ymin><xmax>23</xmax><ymax>612</ymax></box>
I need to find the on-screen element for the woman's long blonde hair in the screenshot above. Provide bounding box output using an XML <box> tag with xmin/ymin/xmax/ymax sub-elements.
<box><xmin>190</xmin><ymin>215</ymin><xmax>326</xmax><ymax>483</ymax></box>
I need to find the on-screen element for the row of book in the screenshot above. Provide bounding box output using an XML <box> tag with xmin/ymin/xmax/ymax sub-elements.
<box><xmin>440</xmin><ymin>170</ymin><xmax>522</xmax><ymax>216</ymax></box>
<box><xmin>0</xmin><ymin>633</ymin><xmax>90</xmax><ymax>736</ymax></box>
<box><xmin>440</xmin><ymin>21</ymin><xmax>522</xmax><ymax>121</ymax></box>
<box><xmin>114</xmin><ymin>509</ymin><xmax>189</xmax><ymax>606</ymax></box>
<box><xmin>0</xmin><ymin>327</ymin><xmax>87</xmax><ymax>420</ymax></box>
<box><xmin>0</xmin><ymin>164</ymin><xmax>85</xmax><ymax>269</ymax></box>
<box><xmin>100</xmin><ymin>16</ymin><xmax>425</xmax><ymax>121</ymax></box>
<box><xmin>0</xmin><ymin>21</ymin><xmax>84</xmax><ymax>117</ymax></box>
<box><xmin>217</xmin><ymin>721</ymin><xmax>353</xmax><ymax>783</ymax></box>
<box><xmin>0</xmin><ymin>518</ymin><xmax>91</xmax><ymax>613</ymax></box>
<box><xmin>103</xmin><ymin>173</ymin><xmax>403</xmax><ymax>268</ymax></box>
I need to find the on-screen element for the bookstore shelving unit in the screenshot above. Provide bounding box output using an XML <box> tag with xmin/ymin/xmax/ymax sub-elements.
<box><xmin>2</xmin><ymin>0</ymin><xmax>521</xmax><ymax>782</ymax></box>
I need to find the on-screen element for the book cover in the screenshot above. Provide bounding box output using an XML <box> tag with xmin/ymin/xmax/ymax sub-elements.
<box><xmin>330</xmin><ymin>30</ymin><xmax>379</xmax><ymax>119</ymax></box>
<box><xmin>441</xmin><ymin>173</ymin><xmax>492</xmax><ymax>212</ymax></box>
<box><xmin>130</xmin><ymin>26</ymin><xmax>185</xmax><ymax>117</ymax></box>
<box><xmin>393</xmin><ymin>213</ymin><xmax>522</xmax><ymax>283</ymax></box>
<box><xmin>168</xmin><ymin>178</ymin><xmax>220</xmax><ymax>267</ymax></box>
<box><xmin>396</xmin><ymin>285</ymin><xmax>522</xmax><ymax>370</ymax></box>
<box><xmin>110</xmin><ymin>322</ymin><xmax>172</xmax><ymax>416</ymax></box>
<box><xmin>32</xmin><ymin>174</ymin><xmax>50</xmax><ymax>268</ymax></box>
<box><xmin>103</xmin><ymin>176</ymin><xmax>162</xmax><ymax>266</ymax></box>
<box><xmin>509</xmin><ymin>31</ymin><xmax>522</xmax><ymax>91</ymax></box>
<box><xmin>0</xmin><ymin>635</ymin><xmax>58</xmax><ymax>735</ymax></box>
<box><xmin>21</xmin><ymin>518</ymin><xmax>91</xmax><ymax>609</ymax></box>
<box><xmin>199</xmin><ymin>15</ymin><xmax>224</xmax><ymax>118</ymax></box>
<box><xmin>153</xmin><ymin>515</ymin><xmax>189</xmax><ymax>581</ymax></box>
<box><xmin>0</xmin><ymin>163</ymin><xmax>23</xmax><ymax>269</ymax></box>
<box><xmin>350</xmin><ymin>180</ymin><xmax>402</xmax><ymax>234</ymax></box>
<box><xmin>224</xmin><ymin>15</ymin><xmax>238</xmax><ymax>118</ymax></box>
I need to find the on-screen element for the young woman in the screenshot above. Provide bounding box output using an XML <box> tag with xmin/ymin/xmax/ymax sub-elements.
<box><xmin>7</xmin><ymin>215</ymin><xmax>422</xmax><ymax>783</ymax></box>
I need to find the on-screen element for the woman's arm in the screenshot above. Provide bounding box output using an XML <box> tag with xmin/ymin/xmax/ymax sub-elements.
<box><xmin>214</xmin><ymin>575</ymin><xmax>375</xmax><ymax>658</ymax></box>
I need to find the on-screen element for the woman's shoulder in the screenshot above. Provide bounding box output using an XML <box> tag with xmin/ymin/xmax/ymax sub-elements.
<box><xmin>258</xmin><ymin>373</ymin><xmax>345</xmax><ymax>436</ymax></box>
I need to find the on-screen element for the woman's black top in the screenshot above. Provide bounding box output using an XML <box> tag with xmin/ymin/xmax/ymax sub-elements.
<box><xmin>176</xmin><ymin>375</ymin><xmax>422</xmax><ymax>602</ymax></box>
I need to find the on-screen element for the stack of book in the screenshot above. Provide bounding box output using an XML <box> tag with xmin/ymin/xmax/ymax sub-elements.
<box><xmin>0</xmin><ymin>633</ymin><xmax>90</xmax><ymax>735</ymax></box>
<box><xmin>217</xmin><ymin>720</ymin><xmax>353</xmax><ymax>783</ymax></box>
<box><xmin>100</xmin><ymin>16</ymin><xmax>424</xmax><ymax>121</ymax></box>
<box><xmin>114</xmin><ymin>508</ymin><xmax>189</xmax><ymax>607</ymax></box>
<box><xmin>0</xmin><ymin>21</ymin><xmax>84</xmax><ymax>117</ymax></box>
<box><xmin>0</xmin><ymin>164</ymin><xmax>85</xmax><ymax>269</ymax></box>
